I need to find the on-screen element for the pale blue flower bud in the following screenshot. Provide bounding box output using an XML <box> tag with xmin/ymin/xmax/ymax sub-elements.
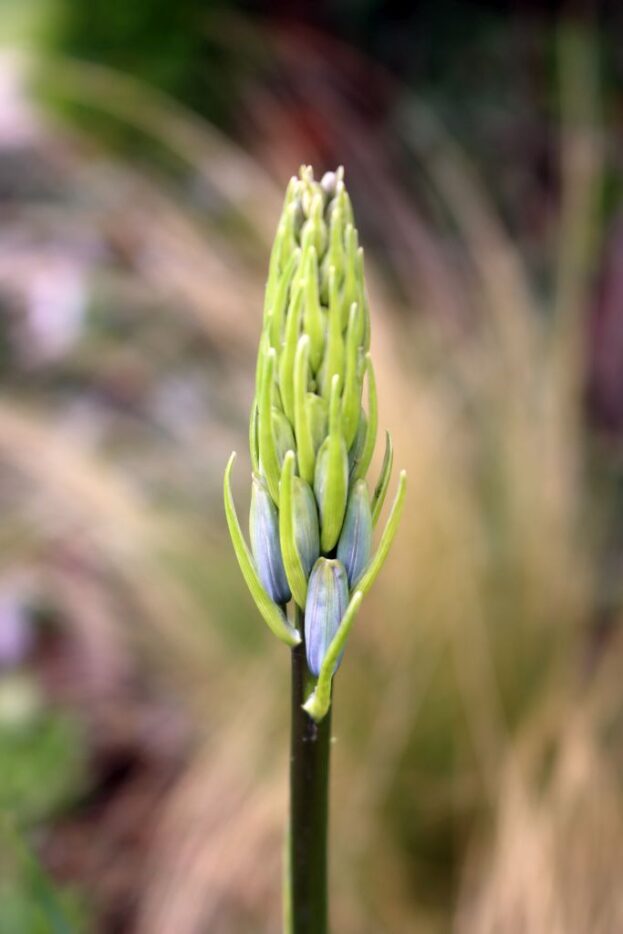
<box><xmin>337</xmin><ymin>480</ymin><xmax>372</xmax><ymax>587</ymax></box>
<box><xmin>249</xmin><ymin>474</ymin><xmax>291</xmax><ymax>605</ymax></box>
<box><xmin>305</xmin><ymin>558</ymin><xmax>349</xmax><ymax>677</ymax></box>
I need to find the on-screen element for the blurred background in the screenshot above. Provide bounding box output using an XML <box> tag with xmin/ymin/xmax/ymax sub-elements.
<box><xmin>1</xmin><ymin>1</ymin><xmax>622</xmax><ymax>931</ymax></box>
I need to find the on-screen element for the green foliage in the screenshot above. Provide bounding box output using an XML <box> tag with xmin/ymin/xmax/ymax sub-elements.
<box><xmin>0</xmin><ymin>675</ymin><xmax>85</xmax><ymax>822</ymax></box>
<box><xmin>47</xmin><ymin>0</ymin><xmax>237</xmax><ymax>126</ymax></box>
<box><xmin>1</xmin><ymin>816</ymin><xmax>87</xmax><ymax>933</ymax></box>
<box><xmin>0</xmin><ymin>683</ymin><xmax>88</xmax><ymax>933</ymax></box>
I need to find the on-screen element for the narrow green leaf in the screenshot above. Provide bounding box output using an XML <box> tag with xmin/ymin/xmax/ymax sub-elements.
<box><xmin>338</xmin><ymin>182</ymin><xmax>355</xmax><ymax>226</ymax></box>
<box><xmin>270</xmin><ymin>247</ymin><xmax>300</xmax><ymax>348</ymax></box>
<box><xmin>371</xmin><ymin>431</ymin><xmax>393</xmax><ymax>526</ymax></box>
<box><xmin>255</xmin><ymin>324</ymin><xmax>269</xmax><ymax>396</ymax></box>
<box><xmin>320</xmin><ymin>266</ymin><xmax>344</xmax><ymax>399</ymax></box>
<box><xmin>302</xmin><ymin>590</ymin><xmax>363</xmax><ymax>722</ymax></box>
<box><xmin>282</xmin><ymin>201</ymin><xmax>299</xmax><ymax>258</ymax></box>
<box><xmin>265</xmin><ymin>177</ymin><xmax>299</xmax><ymax>316</ymax></box>
<box><xmin>328</xmin><ymin>205</ymin><xmax>344</xmax><ymax>274</ymax></box>
<box><xmin>303</xmin><ymin>246</ymin><xmax>324</xmax><ymax>371</ymax></box>
<box><xmin>353</xmin><ymin>354</ymin><xmax>378</xmax><ymax>481</ymax></box>
<box><xmin>264</xmin><ymin>222</ymin><xmax>285</xmax><ymax>317</ymax></box>
<box><xmin>357</xmin><ymin>247</ymin><xmax>371</xmax><ymax>351</ymax></box>
<box><xmin>354</xmin><ymin>470</ymin><xmax>407</xmax><ymax>594</ymax></box>
<box><xmin>341</xmin><ymin>302</ymin><xmax>363</xmax><ymax>448</ymax></box>
<box><xmin>279</xmin><ymin>282</ymin><xmax>304</xmax><ymax>423</ymax></box>
<box><xmin>343</xmin><ymin>224</ymin><xmax>359</xmax><ymax>327</ymax></box>
<box><xmin>249</xmin><ymin>397</ymin><xmax>259</xmax><ymax>474</ymax></box>
<box><xmin>279</xmin><ymin>451</ymin><xmax>309</xmax><ymax>609</ymax></box>
<box><xmin>258</xmin><ymin>349</ymin><xmax>281</xmax><ymax>503</ymax></box>
<box><xmin>224</xmin><ymin>452</ymin><xmax>300</xmax><ymax>647</ymax></box>
<box><xmin>294</xmin><ymin>336</ymin><xmax>315</xmax><ymax>485</ymax></box>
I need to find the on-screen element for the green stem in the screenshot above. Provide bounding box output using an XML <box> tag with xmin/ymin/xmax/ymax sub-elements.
<box><xmin>289</xmin><ymin>609</ymin><xmax>332</xmax><ymax>934</ymax></box>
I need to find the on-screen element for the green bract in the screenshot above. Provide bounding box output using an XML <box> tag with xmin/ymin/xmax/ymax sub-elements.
<box><xmin>224</xmin><ymin>166</ymin><xmax>407</xmax><ymax>721</ymax></box>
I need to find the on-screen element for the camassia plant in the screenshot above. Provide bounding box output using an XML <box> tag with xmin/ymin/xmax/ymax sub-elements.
<box><xmin>224</xmin><ymin>166</ymin><xmax>406</xmax><ymax>933</ymax></box>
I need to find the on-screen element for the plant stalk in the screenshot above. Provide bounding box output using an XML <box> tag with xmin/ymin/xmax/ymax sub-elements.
<box><xmin>289</xmin><ymin>609</ymin><xmax>332</xmax><ymax>934</ymax></box>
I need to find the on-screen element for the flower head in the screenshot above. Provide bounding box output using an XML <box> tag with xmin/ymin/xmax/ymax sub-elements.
<box><xmin>224</xmin><ymin>166</ymin><xmax>407</xmax><ymax>719</ymax></box>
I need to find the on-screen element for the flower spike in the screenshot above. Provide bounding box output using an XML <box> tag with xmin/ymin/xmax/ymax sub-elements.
<box><xmin>224</xmin><ymin>167</ymin><xmax>406</xmax><ymax>721</ymax></box>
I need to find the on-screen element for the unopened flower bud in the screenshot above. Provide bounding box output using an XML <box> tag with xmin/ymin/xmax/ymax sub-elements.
<box><xmin>337</xmin><ymin>479</ymin><xmax>372</xmax><ymax>586</ymax></box>
<box><xmin>305</xmin><ymin>558</ymin><xmax>349</xmax><ymax>677</ymax></box>
<box><xmin>314</xmin><ymin>375</ymin><xmax>348</xmax><ymax>552</ymax></box>
<box><xmin>250</xmin><ymin>474</ymin><xmax>291</xmax><ymax>605</ymax></box>
<box><xmin>306</xmin><ymin>393</ymin><xmax>328</xmax><ymax>453</ymax></box>
<box><xmin>320</xmin><ymin>170</ymin><xmax>338</xmax><ymax>198</ymax></box>
<box><xmin>292</xmin><ymin>475</ymin><xmax>320</xmax><ymax>576</ymax></box>
<box><xmin>301</xmin><ymin>211</ymin><xmax>327</xmax><ymax>259</ymax></box>
<box><xmin>272</xmin><ymin>407</ymin><xmax>296</xmax><ymax>468</ymax></box>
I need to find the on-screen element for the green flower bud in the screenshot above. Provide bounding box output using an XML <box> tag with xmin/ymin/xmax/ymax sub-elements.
<box><xmin>302</xmin><ymin>246</ymin><xmax>325</xmax><ymax>372</ymax></box>
<box><xmin>249</xmin><ymin>474</ymin><xmax>291</xmax><ymax>605</ymax></box>
<box><xmin>314</xmin><ymin>375</ymin><xmax>348</xmax><ymax>552</ymax></box>
<box><xmin>318</xmin><ymin>266</ymin><xmax>344</xmax><ymax>399</ymax></box>
<box><xmin>300</xmin><ymin>192</ymin><xmax>327</xmax><ymax>257</ymax></box>
<box><xmin>305</xmin><ymin>558</ymin><xmax>349</xmax><ymax>677</ymax></box>
<box><xmin>271</xmin><ymin>407</ymin><xmax>296</xmax><ymax>468</ymax></box>
<box><xmin>306</xmin><ymin>393</ymin><xmax>328</xmax><ymax>454</ymax></box>
<box><xmin>337</xmin><ymin>480</ymin><xmax>372</xmax><ymax>587</ymax></box>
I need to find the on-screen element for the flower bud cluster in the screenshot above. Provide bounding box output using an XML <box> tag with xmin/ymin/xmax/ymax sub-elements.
<box><xmin>224</xmin><ymin>166</ymin><xmax>406</xmax><ymax>716</ymax></box>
